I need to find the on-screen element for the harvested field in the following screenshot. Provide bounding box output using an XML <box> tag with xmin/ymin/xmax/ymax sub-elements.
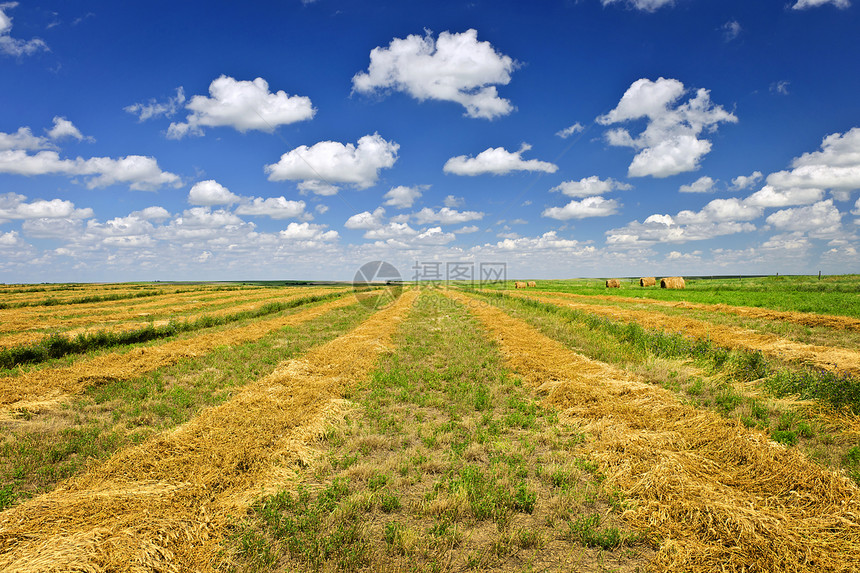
<box><xmin>0</xmin><ymin>294</ymin><xmax>359</xmax><ymax>412</ymax></box>
<box><xmin>0</xmin><ymin>287</ymin><xmax>344</xmax><ymax>349</ymax></box>
<box><xmin>446</xmin><ymin>290</ymin><xmax>860</xmax><ymax>572</ymax></box>
<box><xmin>0</xmin><ymin>289</ymin><xmax>418</xmax><ymax>571</ymax></box>
<box><xmin>506</xmin><ymin>291</ymin><xmax>860</xmax><ymax>377</ymax></box>
<box><xmin>528</xmin><ymin>289</ymin><xmax>860</xmax><ymax>333</ymax></box>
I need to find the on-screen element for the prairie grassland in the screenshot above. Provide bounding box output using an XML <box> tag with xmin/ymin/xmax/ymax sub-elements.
<box><xmin>0</xmin><ymin>293</ymin><xmax>386</xmax><ymax>511</ymax></box>
<box><xmin>492</xmin><ymin>275</ymin><xmax>860</xmax><ymax>317</ymax></box>
<box><xmin>0</xmin><ymin>290</ymin><xmax>409</xmax><ymax>573</ymax></box>
<box><xmin>445</xmin><ymin>289</ymin><xmax>860</xmax><ymax>573</ymax></box>
<box><xmin>232</xmin><ymin>290</ymin><xmax>651</xmax><ymax>572</ymax></box>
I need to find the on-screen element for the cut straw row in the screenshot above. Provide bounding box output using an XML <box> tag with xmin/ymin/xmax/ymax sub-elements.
<box><xmin>0</xmin><ymin>289</ymin><xmax>418</xmax><ymax>572</ymax></box>
<box><xmin>506</xmin><ymin>291</ymin><xmax>860</xmax><ymax>377</ymax></box>
<box><xmin>446</xmin><ymin>290</ymin><xmax>860</xmax><ymax>573</ymax></box>
<box><xmin>0</xmin><ymin>292</ymin><xmax>358</xmax><ymax>411</ymax></box>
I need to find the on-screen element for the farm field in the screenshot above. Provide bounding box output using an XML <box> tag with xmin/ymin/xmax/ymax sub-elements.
<box><xmin>1</xmin><ymin>278</ymin><xmax>859</xmax><ymax>572</ymax></box>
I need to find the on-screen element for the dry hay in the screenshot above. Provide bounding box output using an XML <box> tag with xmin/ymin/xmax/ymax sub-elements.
<box><xmin>508</xmin><ymin>292</ymin><xmax>860</xmax><ymax>377</ymax></box>
<box><xmin>0</xmin><ymin>289</ymin><xmax>419</xmax><ymax>572</ymax></box>
<box><xmin>0</xmin><ymin>287</ymin><xmax>319</xmax><ymax>338</ymax></box>
<box><xmin>640</xmin><ymin>277</ymin><xmax>656</xmax><ymax>287</ymax></box>
<box><xmin>660</xmin><ymin>277</ymin><xmax>685</xmax><ymax>289</ymax></box>
<box><xmin>527</xmin><ymin>281</ymin><xmax>537</xmax><ymax>288</ymax></box>
<box><xmin>511</xmin><ymin>289</ymin><xmax>860</xmax><ymax>334</ymax></box>
<box><xmin>0</xmin><ymin>294</ymin><xmax>360</xmax><ymax>412</ymax></box>
<box><xmin>0</xmin><ymin>287</ymin><xmax>345</xmax><ymax>349</ymax></box>
<box><xmin>445</xmin><ymin>290</ymin><xmax>860</xmax><ymax>572</ymax></box>
<box><xmin>515</xmin><ymin>281</ymin><xmax>527</xmax><ymax>289</ymax></box>
<box><xmin>605</xmin><ymin>279</ymin><xmax>621</xmax><ymax>288</ymax></box>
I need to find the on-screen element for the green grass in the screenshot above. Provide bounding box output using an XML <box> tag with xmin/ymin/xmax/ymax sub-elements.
<box><xmin>230</xmin><ymin>290</ymin><xmax>650</xmax><ymax>572</ymax></box>
<box><xmin>0</xmin><ymin>295</ymin><xmax>384</xmax><ymax>511</ymax></box>
<box><xmin>478</xmin><ymin>275</ymin><xmax>860</xmax><ymax>318</ymax></box>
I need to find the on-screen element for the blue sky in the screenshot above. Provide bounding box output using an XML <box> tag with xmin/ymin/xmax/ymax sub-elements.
<box><xmin>1</xmin><ymin>0</ymin><xmax>859</xmax><ymax>282</ymax></box>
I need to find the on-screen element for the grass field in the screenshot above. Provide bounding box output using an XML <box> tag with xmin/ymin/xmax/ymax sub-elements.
<box><xmin>1</xmin><ymin>277</ymin><xmax>858</xmax><ymax>571</ymax></box>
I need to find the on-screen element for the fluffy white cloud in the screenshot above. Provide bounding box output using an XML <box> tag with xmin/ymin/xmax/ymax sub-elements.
<box><xmin>542</xmin><ymin>196</ymin><xmax>620</xmax><ymax>220</ymax></box>
<box><xmin>364</xmin><ymin>222</ymin><xmax>418</xmax><ymax>240</ymax></box>
<box><xmin>265</xmin><ymin>133</ymin><xmax>399</xmax><ymax>193</ymax></box>
<box><xmin>744</xmin><ymin>185</ymin><xmax>824</xmax><ymax>208</ymax></box>
<box><xmin>413</xmin><ymin>226</ymin><xmax>456</xmax><ymax>245</ymax></box>
<box><xmin>676</xmin><ymin>198</ymin><xmax>762</xmax><ymax>224</ymax></box>
<box><xmin>132</xmin><ymin>206</ymin><xmax>171</xmax><ymax>221</ymax></box>
<box><xmin>492</xmin><ymin>231</ymin><xmax>588</xmax><ymax>252</ymax></box>
<box><xmin>0</xmin><ymin>193</ymin><xmax>93</xmax><ymax>221</ymax></box>
<box><xmin>167</xmin><ymin>76</ymin><xmax>315</xmax><ymax>138</ymax></box>
<box><xmin>0</xmin><ymin>150</ymin><xmax>182</xmax><ymax>190</ymax></box>
<box><xmin>352</xmin><ymin>29</ymin><xmax>516</xmax><ymax>120</ymax></box>
<box><xmin>47</xmin><ymin>117</ymin><xmax>90</xmax><ymax>141</ymax></box>
<box><xmin>556</xmin><ymin>123</ymin><xmax>585</xmax><ymax>139</ymax></box>
<box><xmin>601</xmin><ymin>0</ymin><xmax>676</xmax><ymax>11</ymax></box>
<box><xmin>345</xmin><ymin>207</ymin><xmax>387</xmax><ymax>230</ymax></box>
<box><xmin>606</xmin><ymin>214</ymin><xmax>755</xmax><ymax>247</ymax></box>
<box><xmin>765</xmin><ymin>200</ymin><xmax>843</xmax><ymax>238</ymax></box>
<box><xmin>21</xmin><ymin>218</ymin><xmax>84</xmax><ymax>239</ymax></box>
<box><xmin>679</xmin><ymin>176</ymin><xmax>716</xmax><ymax>193</ymax></box>
<box><xmin>235</xmin><ymin>197</ymin><xmax>308</xmax><ymax>220</ymax></box>
<box><xmin>413</xmin><ymin>207</ymin><xmax>484</xmax><ymax>225</ymax></box>
<box><xmin>598</xmin><ymin>78</ymin><xmax>737</xmax><ymax>178</ymax></box>
<box><xmin>0</xmin><ymin>127</ymin><xmax>50</xmax><ymax>151</ymax></box>
<box><xmin>731</xmin><ymin>171</ymin><xmax>763</xmax><ymax>190</ymax></box>
<box><xmin>852</xmin><ymin>197</ymin><xmax>860</xmax><ymax>216</ymax></box>
<box><xmin>444</xmin><ymin>144</ymin><xmax>557</xmax><ymax>176</ymax></box>
<box><xmin>550</xmin><ymin>176</ymin><xmax>631</xmax><ymax>198</ymax></box>
<box><xmin>188</xmin><ymin>180</ymin><xmax>240</xmax><ymax>206</ymax></box>
<box><xmin>0</xmin><ymin>3</ymin><xmax>48</xmax><ymax>57</ymax></box>
<box><xmin>443</xmin><ymin>195</ymin><xmax>464</xmax><ymax>208</ymax></box>
<box><xmin>170</xmin><ymin>207</ymin><xmax>244</xmax><ymax>230</ymax></box>
<box><xmin>383</xmin><ymin>185</ymin><xmax>425</xmax><ymax>208</ymax></box>
<box><xmin>792</xmin><ymin>0</ymin><xmax>850</xmax><ymax>9</ymax></box>
<box><xmin>279</xmin><ymin>222</ymin><xmax>338</xmax><ymax>241</ymax></box>
<box><xmin>456</xmin><ymin>225</ymin><xmax>479</xmax><ymax>233</ymax></box>
<box><xmin>125</xmin><ymin>87</ymin><xmax>186</xmax><ymax>122</ymax></box>
<box><xmin>764</xmin><ymin>128</ymin><xmax>860</xmax><ymax>195</ymax></box>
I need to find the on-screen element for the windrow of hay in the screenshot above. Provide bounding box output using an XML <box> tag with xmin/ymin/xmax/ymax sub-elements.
<box><xmin>506</xmin><ymin>291</ymin><xmax>860</xmax><ymax>377</ymax></box>
<box><xmin>606</xmin><ymin>279</ymin><xmax>621</xmax><ymax>288</ymax></box>
<box><xmin>0</xmin><ymin>293</ymin><xmax>361</xmax><ymax>411</ymax></box>
<box><xmin>0</xmin><ymin>287</ymin><xmax>345</xmax><ymax>349</ymax></box>
<box><xmin>0</xmin><ymin>289</ymin><xmax>418</xmax><ymax>572</ymax></box>
<box><xmin>640</xmin><ymin>277</ymin><xmax>656</xmax><ymax>287</ymax></box>
<box><xmin>445</xmin><ymin>290</ymin><xmax>860</xmax><ymax>572</ymax></box>
<box><xmin>660</xmin><ymin>277</ymin><xmax>685</xmax><ymax>289</ymax></box>
<box><xmin>0</xmin><ymin>286</ymin><xmax>302</xmax><ymax>336</ymax></box>
<box><xmin>523</xmin><ymin>289</ymin><xmax>860</xmax><ymax>333</ymax></box>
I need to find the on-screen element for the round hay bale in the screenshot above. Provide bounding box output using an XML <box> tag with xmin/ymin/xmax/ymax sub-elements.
<box><xmin>660</xmin><ymin>276</ymin><xmax>685</xmax><ymax>289</ymax></box>
<box><xmin>527</xmin><ymin>281</ymin><xmax>536</xmax><ymax>288</ymax></box>
<box><xmin>639</xmin><ymin>277</ymin><xmax>657</xmax><ymax>287</ymax></box>
<box><xmin>605</xmin><ymin>279</ymin><xmax>621</xmax><ymax>288</ymax></box>
<box><xmin>514</xmin><ymin>281</ymin><xmax>527</xmax><ymax>289</ymax></box>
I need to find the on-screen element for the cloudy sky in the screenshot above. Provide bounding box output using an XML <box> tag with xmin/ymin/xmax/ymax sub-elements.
<box><xmin>1</xmin><ymin>0</ymin><xmax>859</xmax><ymax>282</ymax></box>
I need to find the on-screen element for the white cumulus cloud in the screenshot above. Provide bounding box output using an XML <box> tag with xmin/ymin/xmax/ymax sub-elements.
<box><xmin>235</xmin><ymin>197</ymin><xmax>308</xmax><ymax>220</ymax></box>
<box><xmin>265</xmin><ymin>133</ymin><xmax>399</xmax><ymax>193</ymax></box>
<box><xmin>414</xmin><ymin>226</ymin><xmax>456</xmax><ymax>245</ymax></box>
<box><xmin>345</xmin><ymin>207</ymin><xmax>387</xmax><ymax>230</ymax></box>
<box><xmin>765</xmin><ymin>200</ymin><xmax>843</xmax><ymax>238</ymax></box>
<box><xmin>279</xmin><ymin>222</ymin><xmax>338</xmax><ymax>242</ymax></box>
<box><xmin>125</xmin><ymin>87</ymin><xmax>186</xmax><ymax>122</ymax></box>
<box><xmin>47</xmin><ymin>117</ymin><xmax>90</xmax><ymax>142</ymax></box>
<box><xmin>0</xmin><ymin>193</ymin><xmax>93</xmax><ymax>221</ymax></box>
<box><xmin>383</xmin><ymin>185</ymin><xmax>425</xmax><ymax>208</ymax></box>
<box><xmin>0</xmin><ymin>3</ymin><xmax>48</xmax><ymax>57</ymax></box>
<box><xmin>413</xmin><ymin>207</ymin><xmax>484</xmax><ymax>225</ymax></box>
<box><xmin>542</xmin><ymin>196</ymin><xmax>620</xmax><ymax>220</ymax></box>
<box><xmin>556</xmin><ymin>123</ymin><xmax>585</xmax><ymax>139</ymax></box>
<box><xmin>731</xmin><ymin>171</ymin><xmax>763</xmax><ymax>190</ymax></box>
<box><xmin>0</xmin><ymin>150</ymin><xmax>182</xmax><ymax>190</ymax></box>
<box><xmin>551</xmin><ymin>176</ymin><xmax>631</xmax><ymax>198</ymax></box>
<box><xmin>352</xmin><ymin>29</ymin><xmax>517</xmax><ymax>120</ymax></box>
<box><xmin>167</xmin><ymin>76</ymin><xmax>315</xmax><ymax>138</ymax></box>
<box><xmin>679</xmin><ymin>176</ymin><xmax>716</xmax><ymax>193</ymax></box>
<box><xmin>444</xmin><ymin>143</ymin><xmax>557</xmax><ymax>176</ymax></box>
<box><xmin>597</xmin><ymin>77</ymin><xmax>737</xmax><ymax>178</ymax></box>
<box><xmin>188</xmin><ymin>180</ymin><xmax>240</xmax><ymax>206</ymax></box>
